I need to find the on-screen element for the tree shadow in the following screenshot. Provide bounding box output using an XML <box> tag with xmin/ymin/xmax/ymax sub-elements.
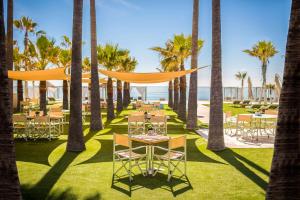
<box><xmin>213</xmin><ymin>149</ymin><xmax>268</xmax><ymax>191</ymax></box>
<box><xmin>111</xmin><ymin>173</ymin><xmax>193</xmax><ymax>197</ymax></box>
<box><xmin>21</xmin><ymin>186</ymin><xmax>102</xmax><ymax>200</ymax></box>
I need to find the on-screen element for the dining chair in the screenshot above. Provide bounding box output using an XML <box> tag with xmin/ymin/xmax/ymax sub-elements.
<box><xmin>13</xmin><ymin>114</ymin><xmax>29</xmax><ymax>140</ymax></box>
<box><xmin>235</xmin><ymin>114</ymin><xmax>255</xmax><ymax>139</ymax></box>
<box><xmin>32</xmin><ymin>115</ymin><xmax>51</xmax><ymax>140</ymax></box>
<box><xmin>113</xmin><ymin>133</ymin><xmax>147</xmax><ymax>181</ymax></box>
<box><xmin>49</xmin><ymin>111</ymin><xmax>64</xmax><ymax>136</ymax></box>
<box><xmin>149</xmin><ymin>115</ymin><xmax>167</xmax><ymax>135</ymax></box>
<box><xmin>153</xmin><ymin>135</ymin><xmax>187</xmax><ymax>181</ymax></box>
<box><xmin>224</xmin><ymin>111</ymin><xmax>236</xmax><ymax>135</ymax></box>
<box><xmin>128</xmin><ymin>115</ymin><xmax>145</xmax><ymax>135</ymax></box>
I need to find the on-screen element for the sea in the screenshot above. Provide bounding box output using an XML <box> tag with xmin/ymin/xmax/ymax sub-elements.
<box><xmin>18</xmin><ymin>86</ymin><xmax>268</xmax><ymax>101</ymax></box>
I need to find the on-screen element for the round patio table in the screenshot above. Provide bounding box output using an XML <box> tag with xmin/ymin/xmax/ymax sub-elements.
<box><xmin>129</xmin><ymin>134</ymin><xmax>170</xmax><ymax>175</ymax></box>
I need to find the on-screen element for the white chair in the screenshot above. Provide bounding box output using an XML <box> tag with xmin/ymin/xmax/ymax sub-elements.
<box><xmin>150</xmin><ymin>115</ymin><xmax>167</xmax><ymax>135</ymax></box>
<box><xmin>224</xmin><ymin>111</ymin><xmax>237</xmax><ymax>135</ymax></box>
<box><xmin>31</xmin><ymin>115</ymin><xmax>52</xmax><ymax>140</ymax></box>
<box><xmin>153</xmin><ymin>135</ymin><xmax>187</xmax><ymax>181</ymax></box>
<box><xmin>128</xmin><ymin>115</ymin><xmax>145</xmax><ymax>135</ymax></box>
<box><xmin>236</xmin><ymin>114</ymin><xmax>255</xmax><ymax>139</ymax></box>
<box><xmin>113</xmin><ymin>133</ymin><xmax>147</xmax><ymax>181</ymax></box>
<box><xmin>13</xmin><ymin>115</ymin><xmax>29</xmax><ymax>140</ymax></box>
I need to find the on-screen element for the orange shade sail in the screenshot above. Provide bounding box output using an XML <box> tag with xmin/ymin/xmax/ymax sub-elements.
<box><xmin>99</xmin><ymin>68</ymin><xmax>198</xmax><ymax>83</ymax></box>
<box><xmin>8</xmin><ymin>68</ymin><xmax>67</xmax><ymax>81</ymax></box>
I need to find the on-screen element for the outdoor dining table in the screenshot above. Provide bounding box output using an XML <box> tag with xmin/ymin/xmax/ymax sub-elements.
<box><xmin>129</xmin><ymin>134</ymin><xmax>170</xmax><ymax>175</ymax></box>
<box><xmin>239</xmin><ymin>113</ymin><xmax>278</xmax><ymax>139</ymax></box>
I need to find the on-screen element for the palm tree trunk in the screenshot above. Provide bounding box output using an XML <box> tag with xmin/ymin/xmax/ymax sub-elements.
<box><xmin>67</xmin><ymin>0</ymin><xmax>85</xmax><ymax>152</ymax></box>
<box><xmin>168</xmin><ymin>81</ymin><xmax>173</xmax><ymax>108</ymax></box>
<box><xmin>39</xmin><ymin>80</ymin><xmax>47</xmax><ymax>114</ymax></box>
<box><xmin>90</xmin><ymin>0</ymin><xmax>102</xmax><ymax>131</ymax></box>
<box><xmin>262</xmin><ymin>62</ymin><xmax>267</xmax><ymax>104</ymax></box>
<box><xmin>187</xmin><ymin>0</ymin><xmax>199</xmax><ymax>129</ymax></box>
<box><xmin>6</xmin><ymin>0</ymin><xmax>13</xmax><ymax>116</ymax></box>
<box><xmin>17</xmin><ymin>81</ymin><xmax>23</xmax><ymax>112</ymax></box>
<box><xmin>123</xmin><ymin>81</ymin><xmax>128</xmax><ymax>107</ymax></box>
<box><xmin>173</xmin><ymin>77</ymin><xmax>179</xmax><ymax>112</ymax></box>
<box><xmin>266</xmin><ymin>0</ymin><xmax>300</xmax><ymax>198</ymax></box>
<box><xmin>107</xmin><ymin>77</ymin><xmax>115</xmax><ymax>120</ymax></box>
<box><xmin>241</xmin><ymin>79</ymin><xmax>244</xmax><ymax>100</ymax></box>
<box><xmin>63</xmin><ymin>80</ymin><xmax>68</xmax><ymax>109</ymax></box>
<box><xmin>116</xmin><ymin>79</ymin><xmax>123</xmax><ymax>112</ymax></box>
<box><xmin>0</xmin><ymin>0</ymin><xmax>22</xmax><ymax>197</ymax></box>
<box><xmin>207</xmin><ymin>0</ymin><xmax>225</xmax><ymax>151</ymax></box>
<box><xmin>178</xmin><ymin>68</ymin><xmax>187</xmax><ymax>121</ymax></box>
<box><xmin>24</xmin><ymin>81</ymin><xmax>29</xmax><ymax>99</ymax></box>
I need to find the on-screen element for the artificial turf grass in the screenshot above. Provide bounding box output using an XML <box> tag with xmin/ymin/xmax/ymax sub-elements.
<box><xmin>15</xmin><ymin>106</ymin><xmax>273</xmax><ymax>200</ymax></box>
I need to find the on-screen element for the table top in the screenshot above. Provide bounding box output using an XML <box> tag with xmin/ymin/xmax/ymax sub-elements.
<box><xmin>130</xmin><ymin>134</ymin><xmax>170</xmax><ymax>145</ymax></box>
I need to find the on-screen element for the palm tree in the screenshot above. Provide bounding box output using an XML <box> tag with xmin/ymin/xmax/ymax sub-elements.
<box><xmin>13</xmin><ymin>45</ymin><xmax>24</xmax><ymax>112</ymax></box>
<box><xmin>0</xmin><ymin>0</ymin><xmax>22</xmax><ymax>197</ymax></box>
<box><xmin>67</xmin><ymin>0</ymin><xmax>86</xmax><ymax>152</ymax></box>
<box><xmin>122</xmin><ymin>57</ymin><xmax>137</xmax><ymax>107</ymax></box>
<box><xmin>247</xmin><ymin>76</ymin><xmax>254</xmax><ymax>100</ymax></box>
<box><xmin>98</xmin><ymin>44</ymin><xmax>128</xmax><ymax>120</ymax></box>
<box><xmin>90</xmin><ymin>0</ymin><xmax>102</xmax><ymax>131</ymax></box>
<box><xmin>14</xmin><ymin>16</ymin><xmax>44</xmax><ymax>99</ymax></box>
<box><xmin>187</xmin><ymin>0</ymin><xmax>199</xmax><ymax>129</ymax></box>
<box><xmin>32</xmin><ymin>36</ymin><xmax>60</xmax><ymax>114</ymax></box>
<box><xmin>59</xmin><ymin>35</ymin><xmax>72</xmax><ymax>110</ymax></box>
<box><xmin>244</xmin><ymin>41</ymin><xmax>278</xmax><ymax>104</ymax></box>
<box><xmin>265</xmin><ymin>83</ymin><xmax>275</xmax><ymax>103</ymax></box>
<box><xmin>207</xmin><ymin>0</ymin><xmax>225</xmax><ymax>151</ymax></box>
<box><xmin>235</xmin><ymin>71</ymin><xmax>247</xmax><ymax>100</ymax></box>
<box><xmin>266</xmin><ymin>0</ymin><xmax>300</xmax><ymax>197</ymax></box>
<box><xmin>6</xmin><ymin>0</ymin><xmax>13</xmax><ymax>115</ymax></box>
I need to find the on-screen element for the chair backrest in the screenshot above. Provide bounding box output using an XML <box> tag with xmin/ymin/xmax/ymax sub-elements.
<box><xmin>114</xmin><ymin>133</ymin><xmax>130</xmax><ymax>147</ymax></box>
<box><xmin>225</xmin><ymin>111</ymin><xmax>232</xmax><ymax>118</ymax></box>
<box><xmin>237</xmin><ymin>114</ymin><xmax>252</xmax><ymax>122</ymax></box>
<box><xmin>50</xmin><ymin>106</ymin><xmax>62</xmax><ymax>112</ymax></box>
<box><xmin>13</xmin><ymin>115</ymin><xmax>27</xmax><ymax>123</ymax></box>
<box><xmin>150</xmin><ymin>110</ymin><xmax>165</xmax><ymax>116</ymax></box>
<box><xmin>49</xmin><ymin>111</ymin><xmax>63</xmax><ymax>118</ymax></box>
<box><xmin>150</xmin><ymin>115</ymin><xmax>166</xmax><ymax>123</ymax></box>
<box><xmin>29</xmin><ymin>111</ymin><xmax>44</xmax><ymax>117</ymax></box>
<box><xmin>169</xmin><ymin>136</ymin><xmax>186</xmax><ymax>150</ymax></box>
<box><xmin>128</xmin><ymin>115</ymin><xmax>145</xmax><ymax>123</ymax></box>
<box><xmin>34</xmin><ymin>115</ymin><xmax>50</xmax><ymax>123</ymax></box>
<box><xmin>265</xmin><ymin>109</ymin><xmax>278</xmax><ymax>115</ymax></box>
<box><xmin>140</xmin><ymin>105</ymin><xmax>154</xmax><ymax>112</ymax></box>
<box><xmin>130</xmin><ymin>111</ymin><xmax>144</xmax><ymax>116</ymax></box>
<box><xmin>153</xmin><ymin>102</ymin><xmax>160</xmax><ymax>108</ymax></box>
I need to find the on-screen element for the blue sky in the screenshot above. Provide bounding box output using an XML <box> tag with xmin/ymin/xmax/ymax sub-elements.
<box><xmin>6</xmin><ymin>0</ymin><xmax>291</xmax><ymax>86</ymax></box>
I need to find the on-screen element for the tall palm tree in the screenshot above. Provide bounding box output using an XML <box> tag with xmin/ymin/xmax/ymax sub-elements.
<box><xmin>14</xmin><ymin>16</ymin><xmax>44</xmax><ymax>99</ymax></box>
<box><xmin>244</xmin><ymin>41</ymin><xmax>278</xmax><ymax>104</ymax></box>
<box><xmin>6</xmin><ymin>0</ymin><xmax>13</xmax><ymax>115</ymax></box>
<box><xmin>59</xmin><ymin>35</ymin><xmax>72</xmax><ymax>110</ymax></box>
<box><xmin>187</xmin><ymin>0</ymin><xmax>199</xmax><ymax>129</ymax></box>
<box><xmin>98</xmin><ymin>44</ymin><xmax>125</xmax><ymax>120</ymax></box>
<box><xmin>235</xmin><ymin>71</ymin><xmax>247</xmax><ymax>100</ymax></box>
<box><xmin>31</xmin><ymin>36</ymin><xmax>60</xmax><ymax>114</ymax></box>
<box><xmin>247</xmin><ymin>76</ymin><xmax>254</xmax><ymax>100</ymax></box>
<box><xmin>0</xmin><ymin>0</ymin><xmax>22</xmax><ymax>197</ymax></box>
<box><xmin>207</xmin><ymin>0</ymin><xmax>225</xmax><ymax>151</ymax></box>
<box><xmin>122</xmin><ymin>57</ymin><xmax>137</xmax><ymax>107</ymax></box>
<box><xmin>265</xmin><ymin>83</ymin><xmax>275</xmax><ymax>103</ymax></box>
<box><xmin>13</xmin><ymin>45</ymin><xmax>24</xmax><ymax>112</ymax></box>
<box><xmin>67</xmin><ymin>0</ymin><xmax>85</xmax><ymax>152</ymax></box>
<box><xmin>266</xmin><ymin>0</ymin><xmax>300</xmax><ymax>198</ymax></box>
<box><xmin>90</xmin><ymin>0</ymin><xmax>102</xmax><ymax>131</ymax></box>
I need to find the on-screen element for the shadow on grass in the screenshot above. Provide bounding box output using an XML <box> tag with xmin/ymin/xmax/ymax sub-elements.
<box><xmin>21</xmin><ymin>130</ymin><xmax>99</xmax><ymax>199</ymax></box>
<box><xmin>213</xmin><ymin>149</ymin><xmax>268</xmax><ymax>191</ymax></box>
<box><xmin>111</xmin><ymin>173</ymin><xmax>193</xmax><ymax>197</ymax></box>
<box><xmin>22</xmin><ymin>186</ymin><xmax>102</xmax><ymax>200</ymax></box>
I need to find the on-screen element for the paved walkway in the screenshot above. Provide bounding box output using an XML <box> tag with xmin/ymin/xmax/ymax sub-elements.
<box><xmin>196</xmin><ymin>129</ymin><xmax>274</xmax><ymax>148</ymax></box>
<box><xmin>197</xmin><ymin>101</ymin><xmax>210</xmax><ymax>124</ymax></box>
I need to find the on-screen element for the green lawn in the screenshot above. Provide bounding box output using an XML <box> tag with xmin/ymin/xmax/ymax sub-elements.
<box><xmin>16</xmin><ymin>105</ymin><xmax>272</xmax><ymax>200</ymax></box>
<box><xmin>204</xmin><ymin>103</ymin><xmax>252</xmax><ymax>116</ymax></box>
